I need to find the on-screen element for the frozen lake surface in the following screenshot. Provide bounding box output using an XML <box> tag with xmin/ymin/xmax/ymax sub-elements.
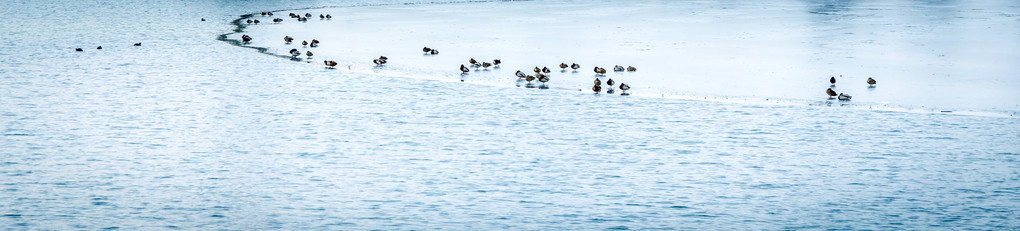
<box><xmin>2</xmin><ymin>0</ymin><xmax>1019</xmax><ymax>229</ymax></box>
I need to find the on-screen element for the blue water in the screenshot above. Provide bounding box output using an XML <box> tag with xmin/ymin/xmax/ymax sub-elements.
<box><xmin>2</xmin><ymin>0</ymin><xmax>1019</xmax><ymax>229</ymax></box>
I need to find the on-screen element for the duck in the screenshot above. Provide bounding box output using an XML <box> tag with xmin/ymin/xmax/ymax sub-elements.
<box><xmin>515</xmin><ymin>70</ymin><xmax>526</xmax><ymax>79</ymax></box>
<box><xmin>469</xmin><ymin>58</ymin><xmax>478</xmax><ymax>65</ymax></box>
<box><xmin>594</xmin><ymin>78</ymin><xmax>602</xmax><ymax>86</ymax></box>
<box><xmin>373</xmin><ymin>59</ymin><xmax>384</xmax><ymax>66</ymax></box>
<box><xmin>289</xmin><ymin>49</ymin><xmax>300</xmax><ymax>58</ymax></box>
<box><xmin>319</xmin><ymin>14</ymin><xmax>325</xmax><ymax>19</ymax></box>
<box><xmin>592</xmin><ymin>84</ymin><xmax>602</xmax><ymax>94</ymax></box>
<box><xmin>246</xmin><ymin>19</ymin><xmax>252</xmax><ymax>24</ymax></box>
<box><xmin>838</xmin><ymin>93</ymin><xmax>852</xmax><ymax>100</ymax></box>
<box><xmin>305</xmin><ymin>51</ymin><xmax>313</xmax><ymax>58</ymax></box>
<box><xmin>559</xmin><ymin>63</ymin><xmax>568</xmax><ymax>70</ymax></box>
<box><xmin>134</xmin><ymin>42</ymin><xmax>141</xmax><ymax>46</ymax></box>
<box><xmin>619</xmin><ymin>83</ymin><xmax>631</xmax><ymax>95</ymax></box>
<box><xmin>284</xmin><ymin>36</ymin><xmax>293</xmax><ymax>43</ymax></box>
<box><xmin>379</xmin><ymin>56</ymin><xmax>388</xmax><ymax>62</ymax></box>
<box><xmin>241</xmin><ymin>35</ymin><xmax>252</xmax><ymax>43</ymax></box>
<box><xmin>289</xmin><ymin>13</ymin><xmax>298</xmax><ymax>18</ymax></box>
<box><xmin>267</xmin><ymin>12</ymin><xmax>273</xmax><ymax>16</ymax></box>
<box><xmin>202</xmin><ymin>18</ymin><xmax>206</xmax><ymax>21</ymax></box>
<box><xmin>261</xmin><ymin>12</ymin><xmax>267</xmax><ymax>16</ymax></box>
<box><xmin>867</xmin><ymin>77</ymin><xmax>876</xmax><ymax>87</ymax></box>
<box><xmin>96</xmin><ymin>46</ymin><xmax>102</xmax><ymax>50</ymax></box>
<box><xmin>493</xmin><ymin>59</ymin><xmax>501</xmax><ymax>67</ymax></box>
<box><xmin>422</xmin><ymin>47</ymin><xmax>432</xmax><ymax>53</ymax></box>
<box><xmin>830</xmin><ymin>76</ymin><xmax>837</xmax><ymax>86</ymax></box>
<box><xmin>460</xmin><ymin>64</ymin><xmax>470</xmax><ymax>74</ymax></box>
<box><xmin>537</xmin><ymin>73</ymin><xmax>549</xmax><ymax>84</ymax></box>
<box><xmin>627</xmin><ymin>66</ymin><xmax>637</xmax><ymax>72</ymax></box>
<box><xmin>571</xmin><ymin>63</ymin><xmax>580</xmax><ymax>70</ymax></box>
<box><xmin>309</xmin><ymin>41</ymin><xmax>319</xmax><ymax>48</ymax></box>
<box><xmin>594</xmin><ymin>67</ymin><xmax>607</xmax><ymax>75</ymax></box>
<box><xmin>301</xmin><ymin>40</ymin><xmax>308</xmax><ymax>46</ymax></box>
<box><xmin>253</xmin><ymin>19</ymin><xmax>260</xmax><ymax>24</ymax></box>
<box><xmin>430</xmin><ymin>49</ymin><xmax>439</xmax><ymax>55</ymax></box>
<box><xmin>606</xmin><ymin>78</ymin><xmax>615</xmax><ymax>87</ymax></box>
<box><xmin>826</xmin><ymin>88</ymin><xmax>837</xmax><ymax>99</ymax></box>
<box><xmin>75</xmin><ymin>48</ymin><xmax>83</xmax><ymax>52</ymax></box>
<box><xmin>273</xmin><ymin>18</ymin><xmax>283</xmax><ymax>23</ymax></box>
<box><xmin>533</xmin><ymin>66</ymin><xmax>541</xmax><ymax>73</ymax></box>
<box><xmin>326</xmin><ymin>14</ymin><xmax>332</xmax><ymax>19</ymax></box>
<box><xmin>525</xmin><ymin>75</ymin><xmax>535</xmax><ymax>83</ymax></box>
<box><xmin>471</xmin><ymin>62</ymin><xmax>482</xmax><ymax>69</ymax></box>
<box><xmin>298</xmin><ymin>17</ymin><xmax>307</xmax><ymax>22</ymax></box>
<box><xmin>482</xmin><ymin>62</ymin><xmax>492</xmax><ymax>69</ymax></box>
<box><xmin>614</xmin><ymin>65</ymin><xmax>625</xmax><ymax>72</ymax></box>
<box><xmin>324</xmin><ymin>60</ymin><xmax>337</xmax><ymax>68</ymax></box>
<box><xmin>542</xmin><ymin>67</ymin><xmax>551</xmax><ymax>74</ymax></box>
<box><xmin>305</xmin><ymin>13</ymin><xmax>312</xmax><ymax>18</ymax></box>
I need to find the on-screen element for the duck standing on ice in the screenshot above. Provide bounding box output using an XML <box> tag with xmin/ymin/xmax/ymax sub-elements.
<box><xmin>289</xmin><ymin>49</ymin><xmax>300</xmax><ymax>58</ymax></box>
<box><xmin>867</xmin><ymin>77</ymin><xmax>877</xmax><ymax>87</ymax></box>
<box><xmin>619</xmin><ymin>83</ymin><xmax>631</xmax><ymax>95</ymax></box>
<box><xmin>826</xmin><ymin>88</ymin><xmax>837</xmax><ymax>99</ymax></box>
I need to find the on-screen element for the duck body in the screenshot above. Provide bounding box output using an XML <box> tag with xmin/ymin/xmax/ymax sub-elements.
<box><xmin>826</xmin><ymin>88</ymin><xmax>837</xmax><ymax>99</ymax></box>
<box><xmin>614</xmin><ymin>65</ymin><xmax>624</xmax><ymax>72</ymax></box>
<box><xmin>838</xmin><ymin>93</ymin><xmax>852</xmax><ymax>100</ymax></box>
<box><xmin>460</xmin><ymin>64</ymin><xmax>470</xmax><ymax>74</ymax></box>
<box><xmin>619</xmin><ymin>83</ymin><xmax>631</xmax><ymax>95</ymax></box>
<box><xmin>571</xmin><ymin>63</ymin><xmax>580</xmax><ymax>70</ymax></box>
<box><xmin>626</xmin><ymin>66</ymin><xmax>637</xmax><ymax>72</ymax></box>
<box><xmin>867</xmin><ymin>77</ymin><xmax>876</xmax><ymax>87</ymax></box>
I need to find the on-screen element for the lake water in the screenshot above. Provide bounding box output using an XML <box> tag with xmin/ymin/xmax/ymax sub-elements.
<box><xmin>1</xmin><ymin>0</ymin><xmax>1019</xmax><ymax>229</ymax></box>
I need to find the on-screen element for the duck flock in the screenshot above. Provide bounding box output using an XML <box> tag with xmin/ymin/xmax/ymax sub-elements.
<box><xmin>237</xmin><ymin>11</ymin><xmax>645</xmax><ymax>95</ymax></box>
<box><xmin>215</xmin><ymin>10</ymin><xmax>882</xmax><ymax>99</ymax></box>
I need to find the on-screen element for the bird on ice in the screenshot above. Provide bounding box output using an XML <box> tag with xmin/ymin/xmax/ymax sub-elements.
<box><xmin>867</xmin><ymin>77</ymin><xmax>876</xmax><ymax>87</ymax></box>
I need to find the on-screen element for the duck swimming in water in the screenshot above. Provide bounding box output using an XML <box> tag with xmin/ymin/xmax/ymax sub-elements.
<box><xmin>826</xmin><ymin>88</ymin><xmax>837</xmax><ymax>99</ymax></box>
<box><xmin>96</xmin><ymin>46</ymin><xmax>102</xmax><ymax>50</ymax></box>
<box><xmin>134</xmin><ymin>42</ymin><xmax>141</xmax><ymax>46</ymax></box>
<box><xmin>867</xmin><ymin>77</ymin><xmax>876</xmax><ymax>87</ymax></box>
<box><xmin>75</xmin><ymin>48</ymin><xmax>83</xmax><ymax>52</ymax></box>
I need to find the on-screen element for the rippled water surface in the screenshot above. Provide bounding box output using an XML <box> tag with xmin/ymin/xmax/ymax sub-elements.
<box><xmin>2</xmin><ymin>0</ymin><xmax>1019</xmax><ymax>229</ymax></box>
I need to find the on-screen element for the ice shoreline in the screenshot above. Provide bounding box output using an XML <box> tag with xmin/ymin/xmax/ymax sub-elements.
<box><xmin>219</xmin><ymin>1</ymin><xmax>1019</xmax><ymax>118</ymax></box>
